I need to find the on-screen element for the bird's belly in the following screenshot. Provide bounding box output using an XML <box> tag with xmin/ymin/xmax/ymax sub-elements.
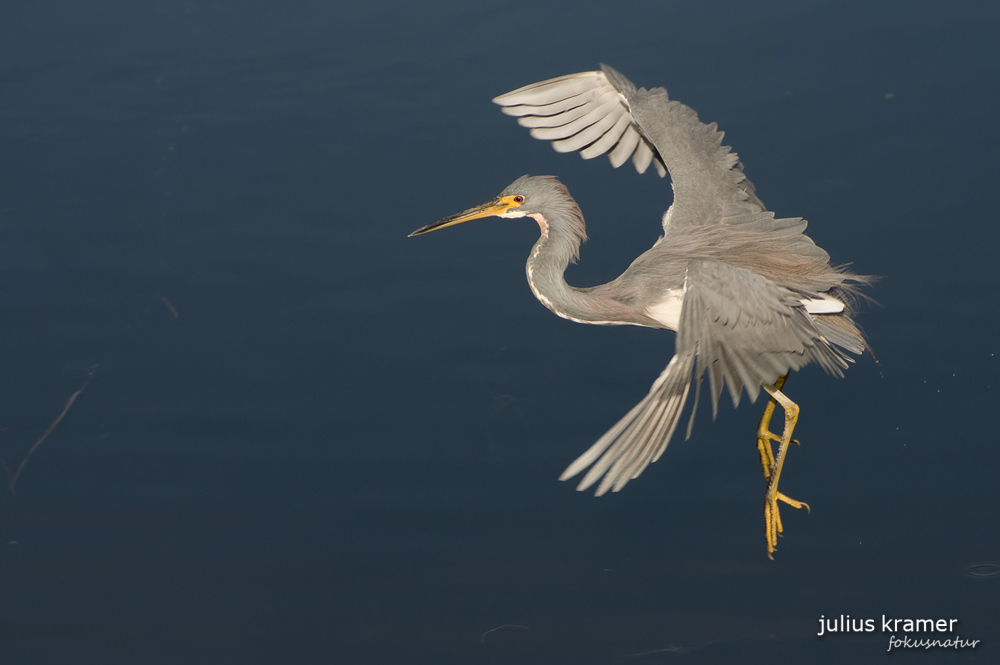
<box><xmin>800</xmin><ymin>294</ymin><xmax>845</xmax><ymax>314</ymax></box>
<box><xmin>645</xmin><ymin>288</ymin><xmax>685</xmax><ymax>330</ymax></box>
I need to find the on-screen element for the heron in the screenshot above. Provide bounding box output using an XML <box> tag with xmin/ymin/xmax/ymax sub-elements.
<box><xmin>410</xmin><ymin>65</ymin><xmax>868</xmax><ymax>557</ymax></box>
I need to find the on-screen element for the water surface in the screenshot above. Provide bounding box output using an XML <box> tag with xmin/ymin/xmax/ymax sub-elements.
<box><xmin>1</xmin><ymin>1</ymin><xmax>998</xmax><ymax>663</ymax></box>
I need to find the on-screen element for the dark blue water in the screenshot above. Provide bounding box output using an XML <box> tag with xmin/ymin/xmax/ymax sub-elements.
<box><xmin>2</xmin><ymin>1</ymin><xmax>998</xmax><ymax>663</ymax></box>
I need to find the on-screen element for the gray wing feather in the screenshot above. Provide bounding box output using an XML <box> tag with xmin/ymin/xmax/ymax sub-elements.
<box><xmin>811</xmin><ymin>317</ymin><xmax>865</xmax><ymax>355</ymax></box>
<box><xmin>608</xmin><ymin>125</ymin><xmax>641</xmax><ymax>167</ymax></box>
<box><xmin>493</xmin><ymin>69</ymin><xmax>667</xmax><ymax>177</ymax></box>
<box><xmin>679</xmin><ymin>259</ymin><xmax>850</xmax><ymax>417</ymax></box>
<box><xmin>551</xmin><ymin>104</ymin><xmax>626</xmax><ymax>154</ymax></box>
<box><xmin>631</xmin><ymin>140</ymin><xmax>655</xmax><ymax>175</ymax></box>
<box><xmin>618</xmin><ymin>73</ymin><xmax>765</xmax><ymax>231</ymax></box>
<box><xmin>526</xmin><ymin>92</ymin><xmax>620</xmax><ymax>138</ymax></box>
<box><xmin>561</xmin><ymin>258</ymin><xmax>851</xmax><ymax>495</ymax></box>
<box><xmin>494</xmin><ymin>72</ymin><xmax>607</xmax><ymax>106</ymax></box>
<box><xmin>559</xmin><ymin>354</ymin><xmax>695</xmax><ymax>496</ymax></box>
<box><xmin>580</xmin><ymin>112</ymin><xmax>632</xmax><ymax>159</ymax></box>
<box><xmin>504</xmin><ymin>92</ymin><xmax>603</xmax><ymax>119</ymax></box>
<box><xmin>495</xmin><ymin>64</ymin><xmax>770</xmax><ymax>226</ymax></box>
<box><xmin>515</xmin><ymin>99</ymin><xmax>601</xmax><ymax>128</ymax></box>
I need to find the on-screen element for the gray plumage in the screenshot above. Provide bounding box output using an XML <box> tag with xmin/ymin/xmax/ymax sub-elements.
<box><xmin>414</xmin><ymin>65</ymin><xmax>867</xmax><ymax>498</ymax></box>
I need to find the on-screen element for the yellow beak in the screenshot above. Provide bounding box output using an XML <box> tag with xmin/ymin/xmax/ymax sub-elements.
<box><xmin>409</xmin><ymin>196</ymin><xmax>522</xmax><ymax>237</ymax></box>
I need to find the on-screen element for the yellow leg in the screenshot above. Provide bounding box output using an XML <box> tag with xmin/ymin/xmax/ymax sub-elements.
<box><xmin>759</xmin><ymin>378</ymin><xmax>811</xmax><ymax>559</ymax></box>
<box><xmin>755</xmin><ymin>375</ymin><xmax>786</xmax><ymax>476</ymax></box>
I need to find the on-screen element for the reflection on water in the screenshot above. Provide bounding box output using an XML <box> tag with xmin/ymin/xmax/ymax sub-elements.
<box><xmin>965</xmin><ymin>563</ymin><xmax>1000</xmax><ymax>579</ymax></box>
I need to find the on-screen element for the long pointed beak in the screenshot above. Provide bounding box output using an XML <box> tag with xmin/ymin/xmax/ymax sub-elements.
<box><xmin>408</xmin><ymin>196</ymin><xmax>521</xmax><ymax>237</ymax></box>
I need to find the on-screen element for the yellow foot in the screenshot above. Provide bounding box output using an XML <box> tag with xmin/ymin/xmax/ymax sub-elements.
<box><xmin>758</xmin><ymin>376</ymin><xmax>812</xmax><ymax>559</ymax></box>
<box><xmin>765</xmin><ymin>492</ymin><xmax>811</xmax><ymax>558</ymax></box>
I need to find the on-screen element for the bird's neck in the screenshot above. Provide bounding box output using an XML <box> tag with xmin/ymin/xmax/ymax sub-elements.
<box><xmin>524</xmin><ymin>214</ymin><xmax>633</xmax><ymax>326</ymax></box>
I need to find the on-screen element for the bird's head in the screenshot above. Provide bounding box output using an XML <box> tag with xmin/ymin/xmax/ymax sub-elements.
<box><xmin>408</xmin><ymin>175</ymin><xmax>581</xmax><ymax>238</ymax></box>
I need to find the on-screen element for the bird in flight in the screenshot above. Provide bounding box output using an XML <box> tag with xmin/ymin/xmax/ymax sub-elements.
<box><xmin>410</xmin><ymin>65</ymin><xmax>868</xmax><ymax>557</ymax></box>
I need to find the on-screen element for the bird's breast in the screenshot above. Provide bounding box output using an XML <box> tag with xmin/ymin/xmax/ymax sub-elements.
<box><xmin>644</xmin><ymin>288</ymin><xmax>685</xmax><ymax>330</ymax></box>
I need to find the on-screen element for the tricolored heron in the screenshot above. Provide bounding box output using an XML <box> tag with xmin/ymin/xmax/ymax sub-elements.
<box><xmin>410</xmin><ymin>65</ymin><xmax>868</xmax><ymax>557</ymax></box>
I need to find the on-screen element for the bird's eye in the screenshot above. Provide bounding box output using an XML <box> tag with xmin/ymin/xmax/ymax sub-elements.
<box><xmin>513</xmin><ymin>196</ymin><xmax>524</xmax><ymax>203</ymax></box>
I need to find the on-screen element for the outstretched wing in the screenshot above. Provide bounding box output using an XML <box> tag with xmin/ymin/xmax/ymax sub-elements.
<box><xmin>561</xmin><ymin>259</ymin><xmax>851</xmax><ymax>496</ymax></box>
<box><xmin>492</xmin><ymin>69</ymin><xmax>667</xmax><ymax>177</ymax></box>
<box><xmin>559</xmin><ymin>353</ymin><xmax>695</xmax><ymax>496</ymax></box>
<box><xmin>493</xmin><ymin>64</ymin><xmax>768</xmax><ymax>233</ymax></box>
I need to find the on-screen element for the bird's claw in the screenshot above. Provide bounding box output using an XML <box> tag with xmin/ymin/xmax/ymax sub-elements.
<box><xmin>765</xmin><ymin>490</ymin><xmax>810</xmax><ymax>555</ymax></box>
